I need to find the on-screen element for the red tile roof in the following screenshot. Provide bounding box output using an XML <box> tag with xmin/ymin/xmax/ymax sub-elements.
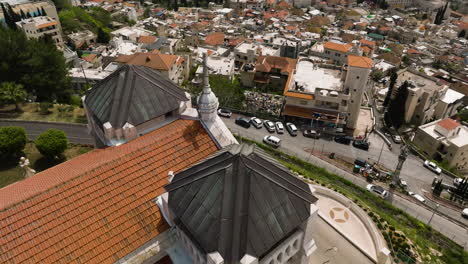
<box><xmin>437</xmin><ymin>118</ymin><xmax>460</xmax><ymax>131</ymax></box>
<box><xmin>116</xmin><ymin>52</ymin><xmax>180</xmax><ymax>71</ymax></box>
<box><xmin>324</xmin><ymin>42</ymin><xmax>352</xmax><ymax>53</ymax></box>
<box><xmin>348</xmin><ymin>55</ymin><xmax>373</xmax><ymax>69</ymax></box>
<box><xmin>0</xmin><ymin>119</ymin><xmax>218</xmax><ymax>264</ymax></box>
<box><xmin>204</xmin><ymin>32</ymin><xmax>225</xmax><ymax>46</ymax></box>
<box><xmin>138</xmin><ymin>35</ymin><xmax>157</xmax><ymax>44</ymax></box>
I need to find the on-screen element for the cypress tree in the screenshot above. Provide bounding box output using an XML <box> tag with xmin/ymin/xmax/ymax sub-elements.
<box><xmin>41</xmin><ymin>7</ymin><xmax>47</xmax><ymax>16</ymax></box>
<box><xmin>7</xmin><ymin>4</ymin><xmax>21</xmax><ymax>22</ymax></box>
<box><xmin>19</xmin><ymin>9</ymin><xmax>26</xmax><ymax>19</ymax></box>
<box><xmin>36</xmin><ymin>7</ymin><xmax>42</xmax><ymax>16</ymax></box>
<box><xmin>386</xmin><ymin>81</ymin><xmax>409</xmax><ymax>129</ymax></box>
<box><xmin>1</xmin><ymin>3</ymin><xmax>16</xmax><ymax>29</ymax></box>
<box><xmin>383</xmin><ymin>68</ymin><xmax>398</xmax><ymax>107</ymax></box>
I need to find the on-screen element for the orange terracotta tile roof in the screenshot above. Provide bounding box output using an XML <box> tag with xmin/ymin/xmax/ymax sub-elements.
<box><xmin>138</xmin><ymin>35</ymin><xmax>157</xmax><ymax>44</ymax></box>
<box><xmin>360</xmin><ymin>46</ymin><xmax>371</xmax><ymax>55</ymax></box>
<box><xmin>0</xmin><ymin>119</ymin><xmax>218</xmax><ymax>264</ymax></box>
<box><xmin>255</xmin><ymin>55</ymin><xmax>297</xmax><ymax>74</ymax></box>
<box><xmin>204</xmin><ymin>32</ymin><xmax>225</xmax><ymax>46</ymax></box>
<box><xmin>82</xmin><ymin>53</ymin><xmax>97</xmax><ymax>62</ymax></box>
<box><xmin>348</xmin><ymin>55</ymin><xmax>373</xmax><ymax>69</ymax></box>
<box><xmin>359</xmin><ymin>39</ymin><xmax>376</xmax><ymax>48</ymax></box>
<box><xmin>407</xmin><ymin>48</ymin><xmax>422</xmax><ymax>55</ymax></box>
<box><xmin>228</xmin><ymin>37</ymin><xmax>245</xmax><ymax>47</ymax></box>
<box><xmin>324</xmin><ymin>42</ymin><xmax>352</xmax><ymax>53</ymax></box>
<box><xmin>115</xmin><ymin>52</ymin><xmax>180</xmax><ymax>71</ymax></box>
<box><xmin>437</xmin><ymin>118</ymin><xmax>460</xmax><ymax>131</ymax></box>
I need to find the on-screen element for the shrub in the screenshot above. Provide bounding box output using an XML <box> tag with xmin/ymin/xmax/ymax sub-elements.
<box><xmin>0</xmin><ymin>126</ymin><xmax>27</xmax><ymax>159</ymax></box>
<box><xmin>35</xmin><ymin>129</ymin><xmax>68</xmax><ymax>158</ymax></box>
<box><xmin>39</xmin><ymin>102</ymin><xmax>53</xmax><ymax>114</ymax></box>
<box><xmin>69</xmin><ymin>95</ymin><xmax>82</xmax><ymax>107</ymax></box>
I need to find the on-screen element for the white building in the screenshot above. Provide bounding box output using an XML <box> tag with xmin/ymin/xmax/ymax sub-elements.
<box><xmin>15</xmin><ymin>16</ymin><xmax>63</xmax><ymax>46</ymax></box>
<box><xmin>413</xmin><ymin>118</ymin><xmax>468</xmax><ymax>172</ymax></box>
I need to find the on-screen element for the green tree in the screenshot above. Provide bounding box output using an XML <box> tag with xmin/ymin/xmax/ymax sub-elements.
<box><xmin>458</xmin><ymin>109</ymin><xmax>468</xmax><ymax>122</ymax></box>
<box><xmin>383</xmin><ymin>68</ymin><xmax>397</xmax><ymax>107</ymax></box>
<box><xmin>35</xmin><ymin>129</ymin><xmax>68</xmax><ymax>158</ymax></box>
<box><xmin>0</xmin><ymin>126</ymin><xmax>27</xmax><ymax>159</ymax></box>
<box><xmin>97</xmin><ymin>27</ymin><xmax>110</xmax><ymax>43</ymax></box>
<box><xmin>0</xmin><ymin>28</ymin><xmax>71</xmax><ymax>102</ymax></box>
<box><xmin>1</xmin><ymin>3</ymin><xmax>16</xmax><ymax>29</ymax></box>
<box><xmin>0</xmin><ymin>82</ymin><xmax>27</xmax><ymax>111</ymax></box>
<box><xmin>371</xmin><ymin>70</ymin><xmax>384</xmax><ymax>82</ymax></box>
<box><xmin>385</xmin><ymin>81</ymin><xmax>409</xmax><ymax>129</ymax></box>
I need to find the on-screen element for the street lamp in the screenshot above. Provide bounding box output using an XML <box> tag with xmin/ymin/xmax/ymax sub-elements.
<box><xmin>428</xmin><ymin>203</ymin><xmax>439</xmax><ymax>225</ymax></box>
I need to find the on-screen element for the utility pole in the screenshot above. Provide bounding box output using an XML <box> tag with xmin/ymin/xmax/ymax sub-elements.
<box><xmin>392</xmin><ymin>145</ymin><xmax>409</xmax><ymax>186</ymax></box>
<box><xmin>428</xmin><ymin>204</ymin><xmax>439</xmax><ymax>225</ymax></box>
<box><xmin>377</xmin><ymin>141</ymin><xmax>385</xmax><ymax>166</ymax></box>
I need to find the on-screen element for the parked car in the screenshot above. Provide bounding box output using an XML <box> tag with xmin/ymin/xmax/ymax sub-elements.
<box><xmin>353</xmin><ymin>140</ymin><xmax>370</xmax><ymax>151</ymax></box>
<box><xmin>264</xmin><ymin>120</ymin><xmax>275</xmax><ymax>133</ymax></box>
<box><xmin>251</xmin><ymin>117</ymin><xmax>263</xmax><ymax>129</ymax></box>
<box><xmin>217</xmin><ymin>108</ymin><xmax>232</xmax><ymax>118</ymax></box>
<box><xmin>303</xmin><ymin>129</ymin><xmax>320</xmax><ymax>139</ymax></box>
<box><xmin>275</xmin><ymin>122</ymin><xmax>284</xmax><ymax>134</ymax></box>
<box><xmin>408</xmin><ymin>192</ymin><xmax>425</xmax><ymax>203</ymax></box>
<box><xmin>366</xmin><ymin>184</ymin><xmax>388</xmax><ymax>198</ymax></box>
<box><xmin>263</xmin><ymin>135</ymin><xmax>281</xmax><ymax>148</ymax></box>
<box><xmin>334</xmin><ymin>135</ymin><xmax>352</xmax><ymax>145</ymax></box>
<box><xmin>462</xmin><ymin>208</ymin><xmax>468</xmax><ymax>219</ymax></box>
<box><xmin>423</xmin><ymin>160</ymin><xmax>442</xmax><ymax>175</ymax></box>
<box><xmin>285</xmin><ymin>123</ymin><xmax>298</xmax><ymax>136</ymax></box>
<box><xmin>453</xmin><ymin>177</ymin><xmax>464</xmax><ymax>187</ymax></box>
<box><xmin>235</xmin><ymin>117</ymin><xmax>251</xmax><ymax>128</ymax></box>
<box><xmin>354</xmin><ymin>158</ymin><xmax>367</xmax><ymax>167</ymax></box>
<box><xmin>392</xmin><ymin>135</ymin><xmax>402</xmax><ymax>144</ymax></box>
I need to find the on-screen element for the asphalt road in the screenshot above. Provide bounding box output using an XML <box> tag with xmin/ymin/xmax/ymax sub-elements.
<box><xmin>224</xmin><ymin>114</ymin><xmax>468</xmax><ymax>249</ymax></box>
<box><xmin>0</xmin><ymin>119</ymin><xmax>93</xmax><ymax>145</ymax></box>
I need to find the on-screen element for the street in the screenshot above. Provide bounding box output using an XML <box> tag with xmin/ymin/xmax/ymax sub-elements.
<box><xmin>224</xmin><ymin>114</ymin><xmax>468</xmax><ymax>248</ymax></box>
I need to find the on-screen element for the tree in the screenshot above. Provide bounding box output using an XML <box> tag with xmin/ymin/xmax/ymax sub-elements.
<box><xmin>383</xmin><ymin>68</ymin><xmax>398</xmax><ymax>107</ymax></box>
<box><xmin>0</xmin><ymin>126</ymin><xmax>27</xmax><ymax>159</ymax></box>
<box><xmin>0</xmin><ymin>28</ymin><xmax>71</xmax><ymax>102</ymax></box>
<box><xmin>41</xmin><ymin>7</ymin><xmax>47</xmax><ymax>16</ymax></box>
<box><xmin>1</xmin><ymin>3</ymin><xmax>16</xmax><ymax>29</ymax></box>
<box><xmin>19</xmin><ymin>9</ymin><xmax>26</xmax><ymax>19</ymax></box>
<box><xmin>385</xmin><ymin>81</ymin><xmax>409</xmax><ymax>129</ymax></box>
<box><xmin>35</xmin><ymin>129</ymin><xmax>68</xmax><ymax>158</ymax></box>
<box><xmin>7</xmin><ymin>4</ymin><xmax>21</xmax><ymax>22</ymax></box>
<box><xmin>97</xmin><ymin>27</ymin><xmax>110</xmax><ymax>43</ymax></box>
<box><xmin>458</xmin><ymin>109</ymin><xmax>468</xmax><ymax>123</ymax></box>
<box><xmin>0</xmin><ymin>82</ymin><xmax>27</xmax><ymax>111</ymax></box>
<box><xmin>458</xmin><ymin>29</ymin><xmax>466</xmax><ymax>39</ymax></box>
<box><xmin>371</xmin><ymin>70</ymin><xmax>384</xmax><ymax>82</ymax></box>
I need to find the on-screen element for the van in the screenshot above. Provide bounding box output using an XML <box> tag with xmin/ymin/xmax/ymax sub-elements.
<box><xmin>263</xmin><ymin>135</ymin><xmax>281</xmax><ymax>148</ymax></box>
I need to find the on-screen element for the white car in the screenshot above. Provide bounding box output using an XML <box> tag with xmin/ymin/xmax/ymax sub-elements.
<box><xmin>263</xmin><ymin>135</ymin><xmax>281</xmax><ymax>148</ymax></box>
<box><xmin>251</xmin><ymin>117</ymin><xmax>263</xmax><ymax>129</ymax></box>
<box><xmin>264</xmin><ymin>120</ymin><xmax>275</xmax><ymax>133</ymax></box>
<box><xmin>462</xmin><ymin>208</ymin><xmax>468</xmax><ymax>219</ymax></box>
<box><xmin>423</xmin><ymin>160</ymin><xmax>442</xmax><ymax>175</ymax></box>
<box><xmin>366</xmin><ymin>184</ymin><xmax>388</xmax><ymax>198</ymax></box>
<box><xmin>392</xmin><ymin>135</ymin><xmax>402</xmax><ymax>144</ymax></box>
<box><xmin>217</xmin><ymin>108</ymin><xmax>232</xmax><ymax>118</ymax></box>
<box><xmin>275</xmin><ymin>122</ymin><xmax>284</xmax><ymax>134</ymax></box>
<box><xmin>453</xmin><ymin>177</ymin><xmax>464</xmax><ymax>187</ymax></box>
<box><xmin>408</xmin><ymin>192</ymin><xmax>426</xmax><ymax>203</ymax></box>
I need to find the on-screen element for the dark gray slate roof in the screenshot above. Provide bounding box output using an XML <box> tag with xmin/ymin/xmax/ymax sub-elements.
<box><xmin>85</xmin><ymin>64</ymin><xmax>188</xmax><ymax>128</ymax></box>
<box><xmin>165</xmin><ymin>144</ymin><xmax>317</xmax><ymax>263</ymax></box>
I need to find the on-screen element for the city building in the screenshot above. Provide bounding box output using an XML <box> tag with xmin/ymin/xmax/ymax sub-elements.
<box><xmin>0</xmin><ymin>0</ymin><xmax>60</xmax><ymax>22</ymax></box>
<box><xmin>413</xmin><ymin>118</ymin><xmax>468</xmax><ymax>172</ymax></box>
<box><xmin>67</xmin><ymin>30</ymin><xmax>97</xmax><ymax>49</ymax></box>
<box><xmin>233</xmin><ymin>42</ymin><xmax>280</xmax><ymax>69</ymax></box>
<box><xmin>282</xmin><ymin>55</ymin><xmax>372</xmax><ymax>129</ymax></box>
<box><xmin>15</xmin><ymin>16</ymin><xmax>63</xmax><ymax>46</ymax></box>
<box><xmin>395</xmin><ymin>69</ymin><xmax>449</xmax><ymax>126</ymax></box>
<box><xmin>115</xmin><ymin>51</ymin><xmax>186</xmax><ymax>84</ymax></box>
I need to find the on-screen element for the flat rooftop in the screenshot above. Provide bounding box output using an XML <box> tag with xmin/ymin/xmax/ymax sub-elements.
<box><xmin>421</xmin><ymin>121</ymin><xmax>468</xmax><ymax>147</ymax></box>
<box><xmin>398</xmin><ymin>71</ymin><xmax>444</xmax><ymax>92</ymax></box>
<box><xmin>293</xmin><ymin>60</ymin><xmax>342</xmax><ymax>94</ymax></box>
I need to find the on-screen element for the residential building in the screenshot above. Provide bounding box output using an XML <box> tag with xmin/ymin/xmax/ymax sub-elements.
<box><xmin>413</xmin><ymin>118</ymin><xmax>468</xmax><ymax>172</ymax></box>
<box><xmin>115</xmin><ymin>51</ymin><xmax>186</xmax><ymax>84</ymax></box>
<box><xmin>234</xmin><ymin>42</ymin><xmax>280</xmax><ymax>69</ymax></box>
<box><xmin>0</xmin><ymin>0</ymin><xmax>60</xmax><ymax>22</ymax></box>
<box><xmin>193</xmin><ymin>55</ymin><xmax>235</xmax><ymax>81</ymax></box>
<box><xmin>15</xmin><ymin>16</ymin><xmax>63</xmax><ymax>46</ymax></box>
<box><xmin>434</xmin><ymin>89</ymin><xmax>465</xmax><ymax>120</ymax></box>
<box><xmin>67</xmin><ymin>30</ymin><xmax>97</xmax><ymax>49</ymax></box>
<box><xmin>241</xmin><ymin>55</ymin><xmax>297</xmax><ymax>93</ymax></box>
<box><xmin>386</xmin><ymin>0</ymin><xmax>413</xmax><ymax>8</ymax></box>
<box><xmin>282</xmin><ymin>55</ymin><xmax>372</xmax><ymax>129</ymax></box>
<box><xmin>396</xmin><ymin>69</ymin><xmax>449</xmax><ymax>126</ymax></box>
<box><xmin>322</xmin><ymin>41</ymin><xmax>355</xmax><ymax>64</ymax></box>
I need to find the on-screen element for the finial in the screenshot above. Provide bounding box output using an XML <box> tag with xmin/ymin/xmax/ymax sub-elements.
<box><xmin>202</xmin><ymin>52</ymin><xmax>211</xmax><ymax>93</ymax></box>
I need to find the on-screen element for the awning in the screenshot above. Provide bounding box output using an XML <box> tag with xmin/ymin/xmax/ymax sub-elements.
<box><xmin>283</xmin><ymin>105</ymin><xmax>345</xmax><ymax>121</ymax></box>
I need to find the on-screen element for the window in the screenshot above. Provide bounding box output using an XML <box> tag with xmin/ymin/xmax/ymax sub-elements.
<box><xmin>353</xmin><ymin>89</ymin><xmax>357</xmax><ymax>92</ymax></box>
<box><xmin>356</xmin><ymin>76</ymin><xmax>360</xmax><ymax>79</ymax></box>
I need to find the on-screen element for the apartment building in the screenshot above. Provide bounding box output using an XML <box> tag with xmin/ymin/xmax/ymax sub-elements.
<box><xmin>282</xmin><ymin>55</ymin><xmax>372</xmax><ymax>129</ymax></box>
<box><xmin>0</xmin><ymin>0</ymin><xmax>59</xmax><ymax>22</ymax></box>
<box><xmin>15</xmin><ymin>16</ymin><xmax>63</xmax><ymax>46</ymax></box>
<box><xmin>413</xmin><ymin>118</ymin><xmax>468</xmax><ymax>172</ymax></box>
<box><xmin>115</xmin><ymin>51</ymin><xmax>186</xmax><ymax>84</ymax></box>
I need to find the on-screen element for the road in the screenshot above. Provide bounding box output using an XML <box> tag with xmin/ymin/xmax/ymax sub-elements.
<box><xmin>224</xmin><ymin>114</ymin><xmax>468</xmax><ymax>249</ymax></box>
<box><xmin>0</xmin><ymin>119</ymin><xmax>93</xmax><ymax>145</ymax></box>
<box><xmin>1</xmin><ymin>117</ymin><xmax>467</xmax><ymax>248</ymax></box>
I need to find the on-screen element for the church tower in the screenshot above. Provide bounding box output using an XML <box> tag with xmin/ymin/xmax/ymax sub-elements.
<box><xmin>197</xmin><ymin>53</ymin><xmax>220</xmax><ymax>122</ymax></box>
